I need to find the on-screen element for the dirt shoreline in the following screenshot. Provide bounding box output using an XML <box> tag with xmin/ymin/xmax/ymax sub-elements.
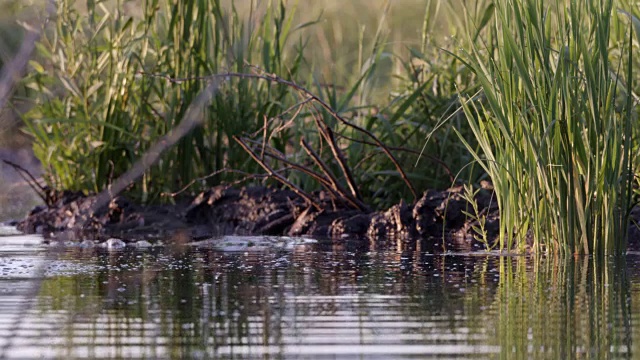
<box><xmin>12</xmin><ymin>183</ymin><xmax>506</xmax><ymax>251</ymax></box>
<box><xmin>9</xmin><ymin>181</ymin><xmax>640</xmax><ymax>252</ymax></box>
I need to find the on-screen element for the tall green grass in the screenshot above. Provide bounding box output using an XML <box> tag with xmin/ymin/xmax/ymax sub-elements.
<box><xmin>454</xmin><ymin>0</ymin><xmax>636</xmax><ymax>255</ymax></box>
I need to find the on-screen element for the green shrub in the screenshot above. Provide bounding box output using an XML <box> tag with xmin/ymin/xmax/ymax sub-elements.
<box><xmin>22</xmin><ymin>0</ymin><xmax>306</xmax><ymax>202</ymax></box>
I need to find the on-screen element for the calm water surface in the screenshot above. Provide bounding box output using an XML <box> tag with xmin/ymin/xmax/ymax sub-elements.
<box><xmin>0</xmin><ymin>227</ymin><xmax>637</xmax><ymax>359</ymax></box>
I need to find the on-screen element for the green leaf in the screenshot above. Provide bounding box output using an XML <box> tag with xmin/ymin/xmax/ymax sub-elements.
<box><xmin>618</xmin><ymin>9</ymin><xmax>640</xmax><ymax>45</ymax></box>
<box><xmin>473</xmin><ymin>3</ymin><xmax>495</xmax><ymax>42</ymax></box>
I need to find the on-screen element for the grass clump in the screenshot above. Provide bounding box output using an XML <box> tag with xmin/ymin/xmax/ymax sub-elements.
<box><xmin>455</xmin><ymin>0</ymin><xmax>636</xmax><ymax>255</ymax></box>
<box><xmin>21</xmin><ymin>0</ymin><xmax>306</xmax><ymax>202</ymax></box>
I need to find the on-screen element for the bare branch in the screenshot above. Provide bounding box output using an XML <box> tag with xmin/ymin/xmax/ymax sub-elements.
<box><xmin>300</xmin><ymin>138</ymin><xmax>369</xmax><ymax>211</ymax></box>
<box><xmin>336</xmin><ymin>132</ymin><xmax>455</xmax><ymax>183</ymax></box>
<box><xmin>234</xmin><ymin>136</ymin><xmax>321</xmax><ymax>210</ymax></box>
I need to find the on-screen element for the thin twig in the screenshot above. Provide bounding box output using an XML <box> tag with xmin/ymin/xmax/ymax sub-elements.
<box><xmin>260</xmin><ymin>114</ymin><xmax>268</xmax><ymax>160</ymax></box>
<box><xmin>309</xmin><ymin>104</ymin><xmax>364</xmax><ymax>204</ymax></box>
<box><xmin>249</xmin><ymin>96</ymin><xmax>313</xmax><ymax>139</ymax></box>
<box><xmin>163</xmin><ymin>168</ymin><xmax>230</xmax><ymax>197</ymax></box>
<box><xmin>1</xmin><ymin>159</ymin><xmax>47</xmax><ymax>204</ymax></box>
<box><xmin>0</xmin><ymin>3</ymin><xmax>58</xmax><ymax>359</ymax></box>
<box><xmin>259</xmin><ymin>141</ymin><xmax>349</xmax><ymax>209</ymax></box>
<box><xmin>234</xmin><ymin>136</ymin><xmax>321</xmax><ymax>210</ymax></box>
<box><xmin>336</xmin><ymin>132</ymin><xmax>455</xmax><ymax>183</ymax></box>
<box><xmin>300</xmin><ymin>138</ymin><xmax>369</xmax><ymax>211</ymax></box>
<box><xmin>162</xmin><ymin>168</ymin><xmax>277</xmax><ymax>198</ymax></box>
<box><xmin>267</xmin><ymin>97</ymin><xmax>310</xmax><ymax>148</ymax></box>
<box><xmin>0</xmin><ymin>1</ymin><xmax>55</xmax><ymax>111</ymax></box>
<box><xmin>247</xmin><ymin>137</ymin><xmax>362</xmax><ymax>211</ymax></box>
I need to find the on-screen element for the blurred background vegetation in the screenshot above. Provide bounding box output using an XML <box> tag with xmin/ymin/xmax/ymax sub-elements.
<box><xmin>0</xmin><ymin>0</ymin><xmax>39</xmax><ymax>148</ymax></box>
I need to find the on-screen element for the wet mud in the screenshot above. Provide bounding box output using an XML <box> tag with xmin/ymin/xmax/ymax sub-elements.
<box><xmin>15</xmin><ymin>183</ymin><xmax>501</xmax><ymax>251</ymax></box>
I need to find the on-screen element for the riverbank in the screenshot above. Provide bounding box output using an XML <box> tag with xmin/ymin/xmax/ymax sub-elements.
<box><xmin>14</xmin><ymin>183</ymin><xmax>501</xmax><ymax>252</ymax></box>
<box><xmin>12</xmin><ymin>178</ymin><xmax>640</xmax><ymax>253</ymax></box>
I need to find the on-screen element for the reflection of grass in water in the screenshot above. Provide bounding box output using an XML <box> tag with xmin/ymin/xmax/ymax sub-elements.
<box><xmin>26</xmin><ymin>248</ymin><xmax>639</xmax><ymax>357</ymax></box>
<box><xmin>493</xmin><ymin>256</ymin><xmax>631</xmax><ymax>358</ymax></box>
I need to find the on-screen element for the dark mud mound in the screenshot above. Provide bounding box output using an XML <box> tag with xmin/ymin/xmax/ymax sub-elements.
<box><xmin>16</xmin><ymin>183</ymin><xmax>503</xmax><ymax>250</ymax></box>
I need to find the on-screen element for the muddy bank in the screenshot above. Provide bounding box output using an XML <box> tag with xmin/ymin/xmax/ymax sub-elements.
<box><xmin>14</xmin><ymin>182</ymin><xmax>640</xmax><ymax>251</ymax></box>
<box><xmin>14</xmin><ymin>182</ymin><xmax>501</xmax><ymax>251</ymax></box>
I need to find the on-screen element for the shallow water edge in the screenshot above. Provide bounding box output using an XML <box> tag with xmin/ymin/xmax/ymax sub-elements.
<box><xmin>0</xmin><ymin>228</ymin><xmax>638</xmax><ymax>359</ymax></box>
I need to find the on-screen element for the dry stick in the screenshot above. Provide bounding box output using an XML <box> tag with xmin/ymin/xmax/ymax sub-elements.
<box><xmin>250</xmin><ymin>96</ymin><xmax>312</xmax><ymax>139</ymax></box>
<box><xmin>309</xmin><ymin>105</ymin><xmax>364</xmax><ymax>204</ymax></box>
<box><xmin>234</xmin><ymin>135</ymin><xmax>321</xmax><ymax>210</ymax></box>
<box><xmin>262</xmin><ymin>152</ymin><xmax>348</xmax><ymax>209</ymax></box>
<box><xmin>247</xmin><ymin>66</ymin><xmax>417</xmax><ymax>200</ymax></box>
<box><xmin>0</xmin><ymin>3</ymin><xmax>57</xmax><ymax>358</ymax></box>
<box><xmin>336</xmin><ymin>132</ymin><xmax>455</xmax><ymax>183</ymax></box>
<box><xmin>299</xmin><ymin>137</ymin><xmax>347</xmax><ymax>199</ymax></box>
<box><xmin>240</xmin><ymin>135</ymin><xmax>340</xmax><ymax>198</ymax></box>
<box><xmin>240</xmin><ymin>136</ymin><xmax>336</xmax><ymax>192</ymax></box>
<box><xmin>260</xmin><ymin>114</ymin><xmax>269</xmax><ymax>160</ymax></box>
<box><xmin>87</xmin><ymin>79</ymin><xmax>222</xmax><ymax>219</ymax></box>
<box><xmin>244</xmin><ymin>139</ymin><xmax>346</xmax><ymax>206</ymax></box>
<box><xmin>1</xmin><ymin>159</ymin><xmax>47</xmax><ymax>203</ymax></box>
<box><xmin>300</xmin><ymin>138</ymin><xmax>369</xmax><ymax>212</ymax></box>
<box><xmin>250</xmin><ymin>138</ymin><xmax>359</xmax><ymax>211</ymax></box>
<box><xmin>250</xmin><ymin>97</ymin><xmax>313</xmax><ymax>138</ymax></box>
<box><xmin>258</xmin><ymin>142</ymin><xmax>352</xmax><ymax>210</ymax></box>
<box><xmin>163</xmin><ymin>168</ymin><xmax>231</xmax><ymax>198</ymax></box>
<box><xmin>0</xmin><ymin>2</ymin><xmax>54</xmax><ymax>111</ymax></box>
<box><xmin>163</xmin><ymin>168</ymin><xmax>274</xmax><ymax>198</ymax></box>
<box><xmin>223</xmin><ymin>166</ymin><xmax>304</xmax><ymax>189</ymax></box>
<box><xmin>141</xmin><ymin>70</ymin><xmax>418</xmax><ymax>200</ymax></box>
<box><xmin>0</xmin><ymin>0</ymin><xmax>56</xmax><ymax>203</ymax></box>
<box><xmin>242</xmin><ymin>137</ymin><xmax>288</xmax><ymax>160</ymax></box>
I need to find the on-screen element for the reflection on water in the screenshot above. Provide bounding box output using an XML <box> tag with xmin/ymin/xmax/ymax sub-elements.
<box><xmin>0</xmin><ymin>233</ymin><xmax>637</xmax><ymax>359</ymax></box>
